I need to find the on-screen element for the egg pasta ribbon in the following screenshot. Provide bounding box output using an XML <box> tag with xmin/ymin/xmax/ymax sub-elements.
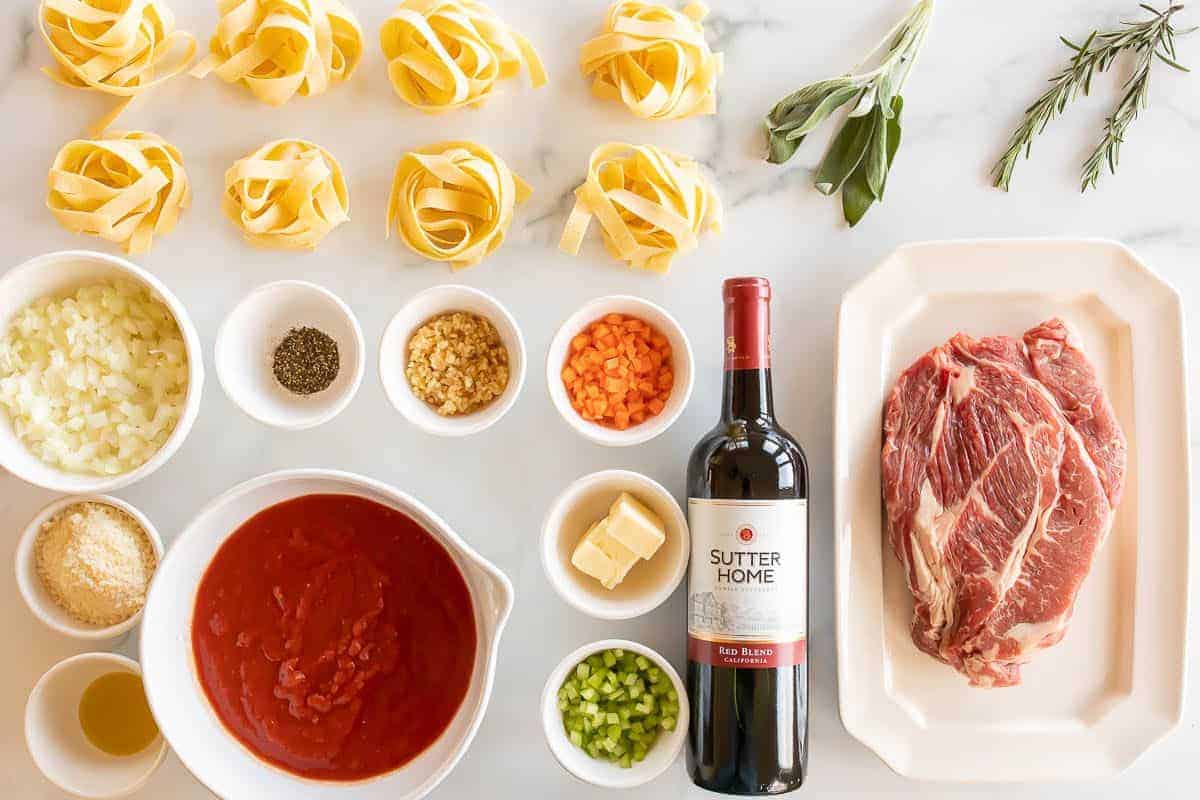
<box><xmin>387</xmin><ymin>141</ymin><xmax>530</xmax><ymax>269</ymax></box>
<box><xmin>47</xmin><ymin>131</ymin><xmax>191</xmax><ymax>255</ymax></box>
<box><xmin>39</xmin><ymin>0</ymin><xmax>197</xmax><ymax>134</ymax></box>
<box><xmin>223</xmin><ymin>139</ymin><xmax>350</xmax><ymax>249</ymax></box>
<box><xmin>580</xmin><ymin>1</ymin><xmax>722</xmax><ymax>121</ymax></box>
<box><xmin>191</xmin><ymin>0</ymin><xmax>364</xmax><ymax>106</ymax></box>
<box><xmin>380</xmin><ymin>0</ymin><xmax>547</xmax><ymax>113</ymax></box>
<box><xmin>560</xmin><ymin>142</ymin><xmax>721</xmax><ymax>273</ymax></box>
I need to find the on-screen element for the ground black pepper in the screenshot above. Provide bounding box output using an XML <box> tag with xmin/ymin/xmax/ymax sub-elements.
<box><xmin>273</xmin><ymin>327</ymin><xmax>339</xmax><ymax>395</ymax></box>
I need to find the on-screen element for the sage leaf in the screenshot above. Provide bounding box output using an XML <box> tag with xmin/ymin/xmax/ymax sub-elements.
<box><xmin>842</xmin><ymin>161</ymin><xmax>876</xmax><ymax>227</ymax></box>
<box><xmin>863</xmin><ymin>107</ymin><xmax>889</xmax><ymax>199</ymax></box>
<box><xmin>783</xmin><ymin>85</ymin><xmax>862</xmax><ymax>141</ymax></box>
<box><xmin>878</xmin><ymin>96</ymin><xmax>905</xmax><ymax>198</ymax></box>
<box><xmin>766</xmin><ymin>129</ymin><xmax>803</xmax><ymax>164</ymax></box>
<box><xmin>814</xmin><ymin>111</ymin><xmax>875</xmax><ymax>195</ymax></box>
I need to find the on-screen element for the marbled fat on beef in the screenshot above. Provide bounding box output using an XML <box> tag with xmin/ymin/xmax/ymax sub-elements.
<box><xmin>881</xmin><ymin>318</ymin><xmax>1126</xmax><ymax>687</ymax></box>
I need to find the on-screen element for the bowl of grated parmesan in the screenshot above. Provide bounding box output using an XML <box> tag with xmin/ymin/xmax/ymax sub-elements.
<box><xmin>15</xmin><ymin>495</ymin><xmax>163</xmax><ymax>640</ymax></box>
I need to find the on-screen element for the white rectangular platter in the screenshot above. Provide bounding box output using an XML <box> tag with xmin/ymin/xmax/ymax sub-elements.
<box><xmin>833</xmin><ymin>239</ymin><xmax>1191</xmax><ymax>782</ymax></box>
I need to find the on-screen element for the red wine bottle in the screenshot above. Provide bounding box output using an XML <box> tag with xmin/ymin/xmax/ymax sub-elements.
<box><xmin>686</xmin><ymin>277</ymin><xmax>809</xmax><ymax>794</ymax></box>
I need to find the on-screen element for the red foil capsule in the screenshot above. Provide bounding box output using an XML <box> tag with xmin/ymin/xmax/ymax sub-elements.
<box><xmin>723</xmin><ymin>277</ymin><xmax>771</xmax><ymax>371</ymax></box>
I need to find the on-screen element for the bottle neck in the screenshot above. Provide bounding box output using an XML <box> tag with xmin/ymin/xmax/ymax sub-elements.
<box><xmin>722</xmin><ymin>367</ymin><xmax>775</xmax><ymax>423</ymax></box>
<box><xmin>722</xmin><ymin>288</ymin><xmax>774</xmax><ymax>424</ymax></box>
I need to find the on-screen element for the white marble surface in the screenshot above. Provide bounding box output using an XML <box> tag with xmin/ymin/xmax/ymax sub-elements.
<box><xmin>1</xmin><ymin>1</ymin><xmax>1196</xmax><ymax>797</ymax></box>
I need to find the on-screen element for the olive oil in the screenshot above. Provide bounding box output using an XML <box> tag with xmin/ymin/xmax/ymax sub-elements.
<box><xmin>78</xmin><ymin>672</ymin><xmax>159</xmax><ymax>756</ymax></box>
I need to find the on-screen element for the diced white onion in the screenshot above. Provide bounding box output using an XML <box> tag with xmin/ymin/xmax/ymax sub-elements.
<box><xmin>0</xmin><ymin>279</ymin><xmax>188</xmax><ymax>475</ymax></box>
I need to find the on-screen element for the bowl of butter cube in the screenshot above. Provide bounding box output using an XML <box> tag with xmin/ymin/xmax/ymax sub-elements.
<box><xmin>540</xmin><ymin>470</ymin><xmax>689</xmax><ymax>620</ymax></box>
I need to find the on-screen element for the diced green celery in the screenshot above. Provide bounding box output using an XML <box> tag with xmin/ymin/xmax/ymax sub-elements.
<box><xmin>558</xmin><ymin>648</ymin><xmax>679</xmax><ymax>768</ymax></box>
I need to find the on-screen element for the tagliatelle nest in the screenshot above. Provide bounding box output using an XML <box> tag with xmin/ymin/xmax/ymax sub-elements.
<box><xmin>223</xmin><ymin>139</ymin><xmax>350</xmax><ymax>250</ymax></box>
<box><xmin>387</xmin><ymin>141</ymin><xmax>531</xmax><ymax>269</ymax></box>
<box><xmin>47</xmin><ymin>131</ymin><xmax>191</xmax><ymax>254</ymax></box>
<box><xmin>579</xmin><ymin>1</ymin><xmax>722</xmax><ymax>121</ymax></box>
<box><xmin>39</xmin><ymin>0</ymin><xmax>197</xmax><ymax>133</ymax></box>
<box><xmin>560</xmin><ymin>142</ymin><xmax>721</xmax><ymax>273</ymax></box>
<box><xmin>380</xmin><ymin>0</ymin><xmax>547</xmax><ymax>113</ymax></box>
<box><xmin>191</xmin><ymin>0</ymin><xmax>364</xmax><ymax>106</ymax></box>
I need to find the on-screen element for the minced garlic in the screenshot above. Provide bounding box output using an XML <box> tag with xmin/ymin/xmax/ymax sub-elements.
<box><xmin>35</xmin><ymin>502</ymin><xmax>156</xmax><ymax>626</ymax></box>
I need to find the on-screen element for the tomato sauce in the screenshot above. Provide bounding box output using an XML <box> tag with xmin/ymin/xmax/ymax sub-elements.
<box><xmin>192</xmin><ymin>494</ymin><xmax>477</xmax><ymax>781</ymax></box>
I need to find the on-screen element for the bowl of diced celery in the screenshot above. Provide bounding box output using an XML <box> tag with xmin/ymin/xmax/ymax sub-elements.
<box><xmin>541</xmin><ymin>639</ymin><xmax>688</xmax><ymax>788</ymax></box>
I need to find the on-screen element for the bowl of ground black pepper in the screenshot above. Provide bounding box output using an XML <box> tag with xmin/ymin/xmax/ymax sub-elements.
<box><xmin>215</xmin><ymin>281</ymin><xmax>365</xmax><ymax>430</ymax></box>
<box><xmin>380</xmin><ymin>285</ymin><xmax>526</xmax><ymax>437</ymax></box>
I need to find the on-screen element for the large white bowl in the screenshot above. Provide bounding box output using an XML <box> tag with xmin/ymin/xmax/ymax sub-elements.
<box><xmin>540</xmin><ymin>639</ymin><xmax>688</xmax><ymax>789</ymax></box>
<box><xmin>546</xmin><ymin>296</ymin><xmax>693</xmax><ymax>447</ymax></box>
<box><xmin>15</xmin><ymin>494</ymin><xmax>163</xmax><ymax>640</ymax></box>
<box><xmin>0</xmin><ymin>250</ymin><xmax>204</xmax><ymax>492</ymax></box>
<box><xmin>25</xmin><ymin>652</ymin><xmax>167</xmax><ymax>799</ymax></box>
<box><xmin>139</xmin><ymin>469</ymin><xmax>514</xmax><ymax>800</ymax></box>
<box><xmin>379</xmin><ymin>285</ymin><xmax>526</xmax><ymax>437</ymax></box>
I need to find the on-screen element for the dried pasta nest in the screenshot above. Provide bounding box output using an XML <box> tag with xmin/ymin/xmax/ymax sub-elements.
<box><xmin>387</xmin><ymin>141</ymin><xmax>530</xmax><ymax>269</ymax></box>
<box><xmin>580</xmin><ymin>1</ymin><xmax>722</xmax><ymax>121</ymax></box>
<box><xmin>38</xmin><ymin>0</ymin><xmax>197</xmax><ymax>133</ymax></box>
<box><xmin>560</xmin><ymin>142</ymin><xmax>721</xmax><ymax>273</ymax></box>
<box><xmin>223</xmin><ymin>138</ymin><xmax>350</xmax><ymax>250</ymax></box>
<box><xmin>191</xmin><ymin>0</ymin><xmax>364</xmax><ymax>106</ymax></box>
<box><xmin>380</xmin><ymin>0</ymin><xmax>547</xmax><ymax>113</ymax></box>
<box><xmin>47</xmin><ymin>131</ymin><xmax>190</xmax><ymax>254</ymax></box>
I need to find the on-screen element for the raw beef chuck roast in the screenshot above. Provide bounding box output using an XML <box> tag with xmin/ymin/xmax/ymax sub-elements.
<box><xmin>881</xmin><ymin>318</ymin><xmax>1126</xmax><ymax>687</ymax></box>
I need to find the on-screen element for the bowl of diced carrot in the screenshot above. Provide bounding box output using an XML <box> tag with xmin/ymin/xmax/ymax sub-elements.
<box><xmin>547</xmin><ymin>296</ymin><xmax>694</xmax><ymax>446</ymax></box>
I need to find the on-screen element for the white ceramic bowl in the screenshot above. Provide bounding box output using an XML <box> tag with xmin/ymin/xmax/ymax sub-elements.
<box><xmin>25</xmin><ymin>652</ymin><xmax>167</xmax><ymax>799</ymax></box>
<box><xmin>140</xmin><ymin>469</ymin><xmax>515</xmax><ymax>800</ymax></box>
<box><xmin>541</xmin><ymin>470</ymin><xmax>689</xmax><ymax>620</ymax></box>
<box><xmin>541</xmin><ymin>639</ymin><xmax>689</xmax><ymax>789</ymax></box>
<box><xmin>215</xmin><ymin>281</ymin><xmax>365</xmax><ymax>430</ymax></box>
<box><xmin>0</xmin><ymin>250</ymin><xmax>204</xmax><ymax>492</ymax></box>
<box><xmin>379</xmin><ymin>285</ymin><xmax>526</xmax><ymax>437</ymax></box>
<box><xmin>16</xmin><ymin>495</ymin><xmax>163</xmax><ymax>640</ymax></box>
<box><xmin>546</xmin><ymin>296</ymin><xmax>694</xmax><ymax>447</ymax></box>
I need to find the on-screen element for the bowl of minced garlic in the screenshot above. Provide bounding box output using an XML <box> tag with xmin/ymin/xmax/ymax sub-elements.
<box><xmin>16</xmin><ymin>496</ymin><xmax>162</xmax><ymax>639</ymax></box>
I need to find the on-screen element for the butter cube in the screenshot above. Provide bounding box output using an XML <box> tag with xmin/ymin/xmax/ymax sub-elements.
<box><xmin>605</xmin><ymin>492</ymin><xmax>666</xmax><ymax>560</ymax></box>
<box><xmin>571</xmin><ymin>518</ymin><xmax>639</xmax><ymax>590</ymax></box>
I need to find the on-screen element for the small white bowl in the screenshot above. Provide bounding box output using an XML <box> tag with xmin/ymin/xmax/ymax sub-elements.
<box><xmin>15</xmin><ymin>495</ymin><xmax>164</xmax><ymax>640</ymax></box>
<box><xmin>0</xmin><ymin>250</ymin><xmax>204</xmax><ymax>493</ymax></box>
<box><xmin>215</xmin><ymin>280</ymin><xmax>365</xmax><ymax>430</ymax></box>
<box><xmin>25</xmin><ymin>652</ymin><xmax>167</xmax><ymax>799</ymax></box>
<box><xmin>379</xmin><ymin>285</ymin><xmax>526</xmax><ymax>437</ymax></box>
<box><xmin>546</xmin><ymin>296</ymin><xmax>694</xmax><ymax>447</ymax></box>
<box><xmin>541</xmin><ymin>639</ymin><xmax>689</xmax><ymax>789</ymax></box>
<box><xmin>541</xmin><ymin>470</ymin><xmax>689</xmax><ymax>620</ymax></box>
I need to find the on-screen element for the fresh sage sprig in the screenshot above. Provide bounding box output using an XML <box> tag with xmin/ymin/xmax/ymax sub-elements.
<box><xmin>764</xmin><ymin>0</ymin><xmax>934</xmax><ymax>226</ymax></box>
<box><xmin>993</xmin><ymin>4</ymin><xmax>1194</xmax><ymax>192</ymax></box>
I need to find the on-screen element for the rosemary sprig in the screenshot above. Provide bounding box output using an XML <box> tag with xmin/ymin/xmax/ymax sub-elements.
<box><xmin>764</xmin><ymin>0</ymin><xmax>935</xmax><ymax>227</ymax></box>
<box><xmin>993</xmin><ymin>3</ymin><xmax>1193</xmax><ymax>192</ymax></box>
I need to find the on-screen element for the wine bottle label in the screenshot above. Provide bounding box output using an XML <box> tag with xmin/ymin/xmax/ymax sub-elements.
<box><xmin>686</xmin><ymin>498</ymin><xmax>807</xmax><ymax>669</ymax></box>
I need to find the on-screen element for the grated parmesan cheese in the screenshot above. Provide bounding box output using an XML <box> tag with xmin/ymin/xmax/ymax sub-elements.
<box><xmin>35</xmin><ymin>502</ymin><xmax>157</xmax><ymax>626</ymax></box>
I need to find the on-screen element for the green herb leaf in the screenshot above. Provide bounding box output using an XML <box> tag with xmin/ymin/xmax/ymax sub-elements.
<box><xmin>766</xmin><ymin>128</ymin><xmax>803</xmax><ymax>164</ymax></box>
<box><xmin>782</xmin><ymin>85</ymin><xmax>862</xmax><ymax>141</ymax></box>
<box><xmin>815</xmin><ymin>111</ymin><xmax>875</xmax><ymax>196</ymax></box>
<box><xmin>842</xmin><ymin>162</ymin><xmax>876</xmax><ymax>227</ymax></box>
<box><xmin>880</xmin><ymin>96</ymin><xmax>905</xmax><ymax>197</ymax></box>
<box><xmin>863</xmin><ymin>107</ymin><xmax>889</xmax><ymax>199</ymax></box>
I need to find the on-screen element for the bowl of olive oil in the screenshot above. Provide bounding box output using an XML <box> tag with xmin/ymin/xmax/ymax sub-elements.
<box><xmin>25</xmin><ymin>652</ymin><xmax>165</xmax><ymax>798</ymax></box>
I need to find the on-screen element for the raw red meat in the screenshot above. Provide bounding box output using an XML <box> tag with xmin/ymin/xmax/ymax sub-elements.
<box><xmin>881</xmin><ymin>318</ymin><xmax>1126</xmax><ymax>687</ymax></box>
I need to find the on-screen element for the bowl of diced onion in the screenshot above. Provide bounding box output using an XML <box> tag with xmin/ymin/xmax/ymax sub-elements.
<box><xmin>0</xmin><ymin>250</ymin><xmax>204</xmax><ymax>493</ymax></box>
<box><xmin>541</xmin><ymin>639</ymin><xmax>688</xmax><ymax>789</ymax></box>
